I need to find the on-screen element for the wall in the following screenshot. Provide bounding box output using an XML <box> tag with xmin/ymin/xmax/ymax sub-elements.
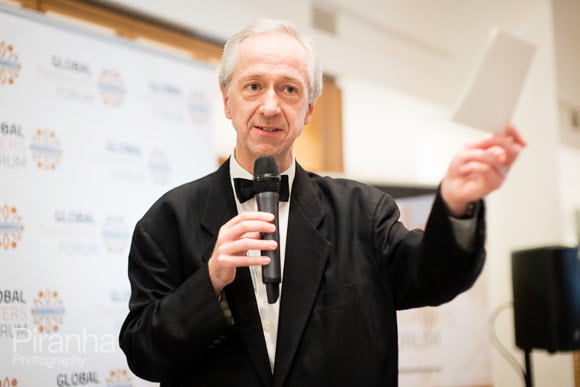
<box><xmin>554</xmin><ymin>0</ymin><xmax>580</xmax><ymax>245</ymax></box>
<box><xmin>339</xmin><ymin>77</ymin><xmax>478</xmax><ymax>185</ymax></box>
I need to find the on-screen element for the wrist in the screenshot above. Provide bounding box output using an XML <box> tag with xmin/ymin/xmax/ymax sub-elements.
<box><xmin>440</xmin><ymin>181</ymin><xmax>477</xmax><ymax>218</ymax></box>
<box><xmin>210</xmin><ymin>277</ymin><xmax>225</xmax><ymax>296</ymax></box>
<box><xmin>208</xmin><ymin>259</ymin><xmax>225</xmax><ymax>296</ymax></box>
<box><xmin>449</xmin><ymin>201</ymin><xmax>479</xmax><ymax>219</ymax></box>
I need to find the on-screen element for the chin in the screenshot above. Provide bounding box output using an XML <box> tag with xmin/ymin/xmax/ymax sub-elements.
<box><xmin>252</xmin><ymin>147</ymin><xmax>279</xmax><ymax>158</ymax></box>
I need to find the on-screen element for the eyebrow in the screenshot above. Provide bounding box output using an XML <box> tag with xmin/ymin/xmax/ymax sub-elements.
<box><xmin>238</xmin><ymin>73</ymin><xmax>305</xmax><ymax>85</ymax></box>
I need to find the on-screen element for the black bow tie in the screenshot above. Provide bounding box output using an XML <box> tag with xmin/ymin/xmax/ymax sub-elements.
<box><xmin>234</xmin><ymin>175</ymin><xmax>290</xmax><ymax>203</ymax></box>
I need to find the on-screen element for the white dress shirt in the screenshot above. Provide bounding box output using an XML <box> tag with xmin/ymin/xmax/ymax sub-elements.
<box><xmin>229</xmin><ymin>155</ymin><xmax>295</xmax><ymax>371</ymax></box>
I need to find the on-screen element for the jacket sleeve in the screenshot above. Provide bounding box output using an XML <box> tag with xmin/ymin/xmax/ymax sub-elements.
<box><xmin>118</xmin><ymin>220</ymin><xmax>234</xmax><ymax>382</ymax></box>
<box><xmin>373</xmin><ymin>188</ymin><xmax>486</xmax><ymax>310</ymax></box>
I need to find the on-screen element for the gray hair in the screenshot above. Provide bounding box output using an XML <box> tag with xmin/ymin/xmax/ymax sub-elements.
<box><xmin>218</xmin><ymin>19</ymin><xmax>323</xmax><ymax>103</ymax></box>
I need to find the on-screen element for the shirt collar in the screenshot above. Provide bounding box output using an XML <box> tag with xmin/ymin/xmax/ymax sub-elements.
<box><xmin>229</xmin><ymin>152</ymin><xmax>296</xmax><ymax>196</ymax></box>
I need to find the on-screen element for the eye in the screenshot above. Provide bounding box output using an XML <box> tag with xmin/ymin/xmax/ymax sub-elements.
<box><xmin>284</xmin><ymin>85</ymin><xmax>297</xmax><ymax>94</ymax></box>
<box><xmin>246</xmin><ymin>83</ymin><xmax>260</xmax><ymax>91</ymax></box>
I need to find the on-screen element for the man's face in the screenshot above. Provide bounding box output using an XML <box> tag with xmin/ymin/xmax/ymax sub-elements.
<box><xmin>222</xmin><ymin>32</ymin><xmax>314</xmax><ymax>172</ymax></box>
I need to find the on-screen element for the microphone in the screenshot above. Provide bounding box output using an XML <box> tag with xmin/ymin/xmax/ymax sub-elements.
<box><xmin>253</xmin><ymin>156</ymin><xmax>281</xmax><ymax>304</ymax></box>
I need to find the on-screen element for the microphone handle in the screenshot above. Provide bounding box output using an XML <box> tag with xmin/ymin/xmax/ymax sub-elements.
<box><xmin>256</xmin><ymin>191</ymin><xmax>281</xmax><ymax>303</ymax></box>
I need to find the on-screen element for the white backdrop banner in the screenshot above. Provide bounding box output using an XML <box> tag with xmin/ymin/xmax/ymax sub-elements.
<box><xmin>0</xmin><ymin>5</ymin><xmax>217</xmax><ymax>386</ymax></box>
<box><xmin>396</xmin><ymin>194</ymin><xmax>491</xmax><ymax>387</ymax></box>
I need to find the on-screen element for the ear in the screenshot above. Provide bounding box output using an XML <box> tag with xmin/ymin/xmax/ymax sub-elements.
<box><xmin>221</xmin><ymin>86</ymin><xmax>232</xmax><ymax>119</ymax></box>
<box><xmin>303</xmin><ymin>103</ymin><xmax>315</xmax><ymax>125</ymax></box>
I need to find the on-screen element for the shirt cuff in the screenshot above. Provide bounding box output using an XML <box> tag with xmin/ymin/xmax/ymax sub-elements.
<box><xmin>448</xmin><ymin>202</ymin><xmax>481</xmax><ymax>252</ymax></box>
<box><xmin>217</xmin><ymin>292</ymin><xmax>235</xmax><ymax>326</ymax></box>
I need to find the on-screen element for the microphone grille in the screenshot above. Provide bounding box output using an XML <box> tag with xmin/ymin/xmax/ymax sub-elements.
<box><xmin>254</xmin><ymin>156</ymin><xmax>280</xmax><ymax>178</ymax></box>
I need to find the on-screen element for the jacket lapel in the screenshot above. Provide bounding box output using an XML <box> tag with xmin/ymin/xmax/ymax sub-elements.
<box><xmin>200</xmin><ymin>159</ymin><xmax>272</xmax><ymax>386</ymax></box>
<box><xmin>273</xmin><ymin>164</ymin><xmax>329</xmax><ymax>387</ymax></box>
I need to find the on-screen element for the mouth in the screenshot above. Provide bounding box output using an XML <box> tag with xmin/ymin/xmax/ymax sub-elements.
<box><xmin>254</xmin><ymin>126</ymin><xmax>282</xmax><ymax>133</ymax></box>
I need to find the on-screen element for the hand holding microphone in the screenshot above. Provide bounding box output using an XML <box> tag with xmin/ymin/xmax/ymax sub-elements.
<box><xmin>207</xmin><ymin>156</ymin><xmax>282</xmax><ymax>303</ymax></box>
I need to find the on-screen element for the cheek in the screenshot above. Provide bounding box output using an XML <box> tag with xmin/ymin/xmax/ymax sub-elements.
<box><xmin>233</xmin><ymin>100</ymin><xmax>257</xmax><ymax>120</ymax></box>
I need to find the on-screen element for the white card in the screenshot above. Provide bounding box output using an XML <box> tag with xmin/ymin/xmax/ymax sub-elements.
<box><xmin>451</xmin><ymin>28</ymin><xmax>536</xmax><ymax>133</ymax></box>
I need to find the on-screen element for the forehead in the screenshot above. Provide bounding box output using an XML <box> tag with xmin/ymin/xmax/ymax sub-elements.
<box><xmin>233</xmin><ymin>32</ymin><xmax>309</xmax><ymax>84</ymax></box>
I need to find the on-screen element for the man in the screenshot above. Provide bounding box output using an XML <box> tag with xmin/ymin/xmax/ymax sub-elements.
<box><xmin>119</xmin><ymin>19</ymin><xmax>526</xmax><ymax>386</ymax></box>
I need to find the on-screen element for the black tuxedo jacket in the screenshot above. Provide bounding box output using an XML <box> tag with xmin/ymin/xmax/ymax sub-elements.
<box><xmin>119</xmin><ymin>160</ymin><xmax>485</xmax><ymax>387</ymax></box>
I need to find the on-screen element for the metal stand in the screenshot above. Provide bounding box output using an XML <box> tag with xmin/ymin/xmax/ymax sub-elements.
<box><xmin>524</xmin><ymin>348</ymin><xmax>534</xmax><ymax>387</ymax></box>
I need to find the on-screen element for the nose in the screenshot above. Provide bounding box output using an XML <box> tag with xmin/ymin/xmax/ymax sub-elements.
<box><xmin>259</xmin><ymin>88</ymin><xmax>281</xmax><ymax>117</ymax></box>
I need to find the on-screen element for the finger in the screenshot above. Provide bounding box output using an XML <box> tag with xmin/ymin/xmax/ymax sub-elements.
<box><xmin>237</xmin><ymin>211</ymin><xmax>275</xmax><ymax>221</ymax></box>
<box><xmin>456</xmin><ymin>148</ymin><xmax>506</xmax><ymax>172</ymax></box>
<box><xmin>241</xmin><ymin>231</ymin><xmax>262</xmax><ymax>239</ymax></box>
<box><xmin>506</xmin><ymin>124</ymin><xmax>527</xmax><ymax>147</ymax></box>
<box><xmin>465</xmin><ymin>133</ymin><xmax>513</xmax><ymax>151</ymax></box>
<box><xmin>502</xmin><ymin>139</ymin><xmax>525</xmax><ymax>167</ymax></box>
<box><xmin>459</xmin><ymin>160</ymin><xmax>508</xmax><ymax>180</ymax></box>
<box><xmin>501</xmin><ymin>125</ymin><xmax>527</xmax><ymax>166</ymax></box>
<box><xmin>222</xmin><ymin>220</ymin><xmax>276</xmax><ymax>240</ymax></box>
<box><xmin>215</xmin><ymin>255</ymin><xmax>271</xmax><ymax>268</ymax></box>
<box><xmin>466</xmin><ymin>126</ymin><xmax>526</xmax><ymax>152</ymax></box>
<box><xmin>218</xmin><ymin>238</ymin><xmax>278</xmax><ymax>256</ymax></box>
<box><xmin>465</xmin><ymin>134</ymin><xmax>524</xmax><ymax>167</ymax></box>
<box><xmin>222</xmin><ymin>211</ymin><xmax>275</xmax><ymax>230</ymax></box>
<box><xmin>487</xmin><ymin>146</ymin><xmax>508</xmax><ymax>164</ymax></box>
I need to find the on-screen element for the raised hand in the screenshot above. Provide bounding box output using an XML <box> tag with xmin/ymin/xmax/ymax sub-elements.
<box><xmin>441</xmin><ymin>125</ymin><xmax>527</xmax><ymax>217</ymax></box>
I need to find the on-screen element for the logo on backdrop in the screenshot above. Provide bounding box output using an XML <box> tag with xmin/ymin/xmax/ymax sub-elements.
<box><xmin>0</xmin><ymin>378</ymin><xmax>18</xmax><ymax>387</ymax></box>
<box><xmin>0</xmin><ymin>122</ymin><xmax>27</xmax><ymax>169</ymax></box>
<box><xmin>149</xmin><ymin>149</ymin><xmax>170</xmax><ymax>185</ymax></box>
<box><xmin>31</xmin><ymin>290</ymin><xmax>65</xmax><ymax>334</ymax></box>
<box><xmin>30</xmin><ymin>129</ymin><xmax>62</xmax><ymax>170</ymax></box>
<box><xmin>189</xmin><ymin>90</ymin><xmax>210</xmax><ymax>126</ymax></box>
<box><xmin>97</xmin><ymin>288</ymin><xmax>131</xmax><ymax>333</ymax></box>
<box><xmin>0</xmin><ymin>42</ymin><xmax>22</xmax><ymax>86</ymax></box>
<box><xmin>109</xmin><ymin>289</ymin><xmax>130</xmax><ymax>304</ymax></box>
<box><xmin>102</xmin><ymin>140</ymin><xmax>146</xmax><ymax>183</ymax></box>
<box><xmin>398</xmin><ymin>308</ymin><xmax>441</xmax><ymax>352</ymax></box>
<box><xmin>0</xmin><ymin>205</ymin><xmax>24</xmax><ymax>251</ymax></box>
<box><xmin>38</xmin><ymin>55</ymin><xmax>94</xmax><ymax>103</ymax></box>
<box><xmin>51</xmin><ymin>55</ymin><xmax>91</xmax><ymax>75</ymax></box>
<box><xmin>105</xmin><ymin>368</ymin><xmax>132</xmax><ymax>387</ymax></box>
<box><xmin>146</xmin><ymin>80</ymin><xmax>185</xmax><ymax>123</ymax></box>
<box><xmin>56</xmin><ymin>372</ymin><xmax>100</xmax><ymax>387</ymax></box>
<box><xmin>98</xmin><ymin>69</ymin><xmax>125</xmax><ymax>106</ymax></box>
<box><xmin>53</xmin><ymin>209</ymin><xmax>99</xmax><ymax>256</ymax></box>
<box><xmin>101</xmin><ymin>217</ymin><xmax>130</xmax><ymax>254</ymax></box>
<box><xmin>0</xmin><ymin>289</ymin><xmax>29</xmax><ymax>339</ymax></box>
